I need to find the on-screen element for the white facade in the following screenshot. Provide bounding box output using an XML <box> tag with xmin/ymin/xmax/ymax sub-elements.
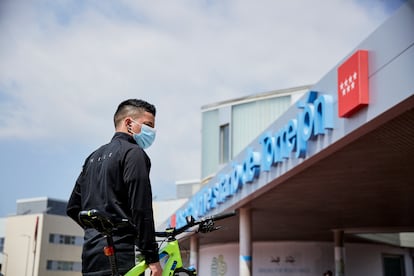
<box><xmin>1</xmin><ymin>199</ymin><xmax>84</xmax><ymax>276</ymax></box>
<box><xmin>199</xmin><ymin>242</ymin><xmax>413</xmax><ymax>276</ymax></box>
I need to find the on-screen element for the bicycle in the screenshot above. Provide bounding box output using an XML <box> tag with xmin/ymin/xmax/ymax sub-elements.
<box><xmin>78</xmin><ymin>209</ymin><xmax>236</xmax><ymax>276</ymax></box>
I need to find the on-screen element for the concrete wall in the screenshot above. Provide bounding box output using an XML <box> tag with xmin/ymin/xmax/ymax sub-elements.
<box><xmin>2</xmin><ymin>214</ymin><xmax>83</xmax><ymax>276</ymax></box>
<box><xmin>199</xmin><ymin>241</ymin><xmax>413</xmax><ymax>276</ymax></box>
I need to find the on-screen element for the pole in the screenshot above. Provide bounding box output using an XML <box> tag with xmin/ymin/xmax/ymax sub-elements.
<box><xmin>239</xmin><ymin>208</ymin><xmax>252</xmax><ymax>276</ymax></box>
<box><xmin>334</xmin><ymin>230</ymin><xmax>345</xmax><ymax>276</ymax></box>
<box><xmin>189</xmin><ymin>235</ymin><xmax>199</xmax><ymax>270</ymax></box>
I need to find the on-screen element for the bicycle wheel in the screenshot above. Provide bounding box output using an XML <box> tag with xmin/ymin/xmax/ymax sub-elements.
<box><xmin>173</xmin><ymin>267</ymin><xmax>197</xmax><ymax>276</ymax></box>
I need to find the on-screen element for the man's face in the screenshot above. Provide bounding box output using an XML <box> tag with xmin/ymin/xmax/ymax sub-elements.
<box><xmin>129</xmin><ymin>111</ymin><xmax>155</xmax><ymax>134</ymax></box>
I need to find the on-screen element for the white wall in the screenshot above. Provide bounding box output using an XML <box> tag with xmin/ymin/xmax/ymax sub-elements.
<box><xmin>153</xmin><ymin>198</ymin><xmax>188</xmax><ymax>228</ymax></box>
<box><xmin>199</xmin><ymin>241</ymin><xmax>413</xmax><ymax>276</ymax></box>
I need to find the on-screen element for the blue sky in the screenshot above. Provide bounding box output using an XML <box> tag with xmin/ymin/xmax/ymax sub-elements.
<box><xmin>0</xmin><ymin>0</ymin><xmax>406</xmax><ymax>217</ymax></box>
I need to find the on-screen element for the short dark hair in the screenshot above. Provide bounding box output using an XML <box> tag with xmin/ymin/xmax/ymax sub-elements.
<box><xmin>114</xmin><ymin>99</ymin><xmax>156</xmax><ymax>127</ymax></box>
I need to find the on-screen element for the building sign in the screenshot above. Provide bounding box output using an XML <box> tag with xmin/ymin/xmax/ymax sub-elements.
<box><xmin>211</xmin><ymin>254</ymin><xmax>228</xmax><ymax>276</ymax></box>
<box><xmin>171</xmin><ymin>91</ymin><xmax>335</xmax><ymax>228</ymax></box>
<box><xmin>337</xmin><ymin>50</ymin><xmax>369</xmax><ymax>117</ymax></box>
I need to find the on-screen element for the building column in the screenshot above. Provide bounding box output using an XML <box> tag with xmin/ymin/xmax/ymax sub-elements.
<box><xmin>334</xmin><ymin>230</ymin><xmax>345</xmax><ymax>276</ymax></box>
<box><xmin>240</xmin><ymin>207</ymin><xmax>252</xmax><ymax>276</ymax></box>
<box><xmin>189</xmin><ymin>235</ymin><xmax>199</xmax><ymax>270</ymax></box>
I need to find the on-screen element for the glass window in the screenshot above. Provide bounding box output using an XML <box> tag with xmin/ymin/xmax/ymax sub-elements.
<box><xmin>46</xmin><ymin>260</ymin><xmax>53</xmax><ymax>270</ymax></box>
<box><xmin>219</xmin><ymin>124</ymin><xmax>230</xmax><ymax>164</ymax></box>
<box><xmin>383</xmin><ymin>254</ymin><xmax>405</xmax><ymax>276</ymax></box>
<box><xmin>0</xmin><ymin>237</ymin><xmax>4</xmax><ymax>252</ymax></box>
<box><xmin>49</xmin><ymin>233</ymin><xmax>82</xmax><ymax>245</ymax></box>
<box><xmin>46</xmin><ymin>260</ymin><xmax>81</xmax><ymax>272</ymax></box>
<box><xmin>64</xmin><ymin>236</ymin><xmax>75</xmax><ymax>245</ymax></box>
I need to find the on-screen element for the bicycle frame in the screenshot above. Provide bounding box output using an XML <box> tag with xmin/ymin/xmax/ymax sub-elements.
<box><xmin>78</xmin><ymin>209</ymin><xmax>235</xmax><ymax>276</ymax></box>
<box><xmin>125</xmin><ymin>238</ymin><xmax>185</xmax><ymax>276</ymax></box>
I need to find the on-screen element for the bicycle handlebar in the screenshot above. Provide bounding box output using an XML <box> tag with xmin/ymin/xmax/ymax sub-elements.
<box><xmin>206</xmin><ymin>211</ymin><xmax>237</xmax><ymax>222</ymax></box>
<box><xmin>78</xmin><ymin>209</ymin><xmax>236</xmax><ymax>238</ymax></box>
<box><xmin>155</xmin><ymin>211</ymin><xmax>236</xmax><ymax>238</ymax></box>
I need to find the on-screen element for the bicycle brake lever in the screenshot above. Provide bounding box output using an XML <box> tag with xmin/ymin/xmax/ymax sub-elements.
<box><xmin>213</xmin><ymin>226</ymin><xmax>222</xmax><ymax>231</ymax></box>
<box><xmin>198</xmin><ymin>219</ymin><xmax>221</xmax><ymax>233</ymax></box>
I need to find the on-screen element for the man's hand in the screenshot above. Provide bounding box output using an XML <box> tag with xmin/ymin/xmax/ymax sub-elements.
<box><xmin>148</xmin><ymin>261</ymin><xmax>162</xmax><ymax>276</ymax></box>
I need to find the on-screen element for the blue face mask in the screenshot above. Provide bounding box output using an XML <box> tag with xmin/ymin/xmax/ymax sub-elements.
<box><xmin>131</xmin><ymin>121</ymin><xmax>156</xmax><ymax>149</ymax></box>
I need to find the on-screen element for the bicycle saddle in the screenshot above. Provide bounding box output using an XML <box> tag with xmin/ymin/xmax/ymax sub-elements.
<box><xmin>78</xmin><ymin>209</ymin><xmax>131</xmax><ymax>235</ymax></box>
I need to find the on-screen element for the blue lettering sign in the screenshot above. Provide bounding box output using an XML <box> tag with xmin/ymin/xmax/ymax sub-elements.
<box><xmin>172</xmin><ymin>91</ymin><xmax>334</xmax><ymax>228</ymax></box>
<box><xmin>242</xmin><ymin>148</ymin><xmax>261</xmax><ymax>183</ymax></box>
<box><xmin>259</xmin><ymin>133</ymin><xmax>275</xmax><ymax>172</ymax></box>
<box><xmin>230</xmin><ymin>163</ymin><xmax>244</xmax><ymax>194</ymax></box>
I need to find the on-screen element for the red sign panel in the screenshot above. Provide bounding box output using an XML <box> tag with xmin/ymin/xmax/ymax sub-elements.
<box><xmin>337</xmin><ymin>50</ymin><xmax>369</xmax><ymax>118</ymax></box>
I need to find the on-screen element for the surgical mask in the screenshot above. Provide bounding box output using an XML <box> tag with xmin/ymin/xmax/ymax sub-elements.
<box><xmin>131</xmin><ymin>121</ymin><xmax>156</xmax><ymax>149</ymax></box>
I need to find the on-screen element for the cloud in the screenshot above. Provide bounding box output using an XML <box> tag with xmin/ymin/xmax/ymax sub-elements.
<box><xmin>0</xmin><ymin>0</ymin><xmax>393</xmax><ymax>200</ymax></box>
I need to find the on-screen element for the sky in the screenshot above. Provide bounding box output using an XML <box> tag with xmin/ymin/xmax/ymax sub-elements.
<box><xmin>0</xmin><ymin>0</ymin><xmax>406</xmax><ymax>217</ymax></box>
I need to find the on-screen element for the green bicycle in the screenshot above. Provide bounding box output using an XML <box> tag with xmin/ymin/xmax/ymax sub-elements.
<box><xmin>78</xmin><ymin>209</ymin><xmax>235</xmax><ymax>276</ymax></box>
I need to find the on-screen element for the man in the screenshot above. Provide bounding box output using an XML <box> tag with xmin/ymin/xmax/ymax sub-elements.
<box><xmin>67</xmin><ymin>99</ymin><xmax>162</xmax><ymax>276</ymax></box>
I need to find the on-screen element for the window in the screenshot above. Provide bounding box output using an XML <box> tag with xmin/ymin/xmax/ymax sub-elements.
<box><xmin>60</xmin><ymin>235</ymin><xmax>75</xmax><ymax>245</ymax></box>
<box><xmin>219</xmin><ymin>124</ymin><xmax>230</xmax><ymax>164</ymax></box>
<box><xmin>0</xmin><ymin>237</ymin><xmax>4</xmax><ymax>252</ymax></box>
<box><xmin>49</xmin><ymin>233</ymin><xmax>83</xmax><ymax>246</ymax></box>
<box><xmin>47</xmin><ymin>260</ymin><xmax>81</xmax><ymax>272</ymax></box>
<box><xmin>383</xmin><ymin>254</ymin><xmax>405</xmax><ymax>276</ymax></box>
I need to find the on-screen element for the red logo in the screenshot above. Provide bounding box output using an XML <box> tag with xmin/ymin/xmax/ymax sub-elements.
<box><xmin>337</xmin><ymin>50</ymin><xmax>369</xmax><ymax>118</ymax></box>
<box><xmin>170</xmin><ymin>214</ymin><xmax>176</xmax><ymax>228</ymax></box>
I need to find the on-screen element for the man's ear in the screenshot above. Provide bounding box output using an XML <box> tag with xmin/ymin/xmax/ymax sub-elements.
<box><xmin>124</xmin><ymin>117</ymin><xmax>133</xmax><ymax>131</ymax></box>
<box><xmin>125</xmin><ymin>117</ymin><xmax>133</xmax><ymax>126</ymax></box>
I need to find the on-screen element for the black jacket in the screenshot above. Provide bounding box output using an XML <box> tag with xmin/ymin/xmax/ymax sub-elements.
<box><xmin>67</xmin><ymin>132</ymin><xmax>159</xmax><ymax>275</ymax></box>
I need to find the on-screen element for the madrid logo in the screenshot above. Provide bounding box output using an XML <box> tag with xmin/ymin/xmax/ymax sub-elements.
<box><xmin>337</xmin><ymin>50</ymin><xmax>369</xmax><ymax>117</ymax></box>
